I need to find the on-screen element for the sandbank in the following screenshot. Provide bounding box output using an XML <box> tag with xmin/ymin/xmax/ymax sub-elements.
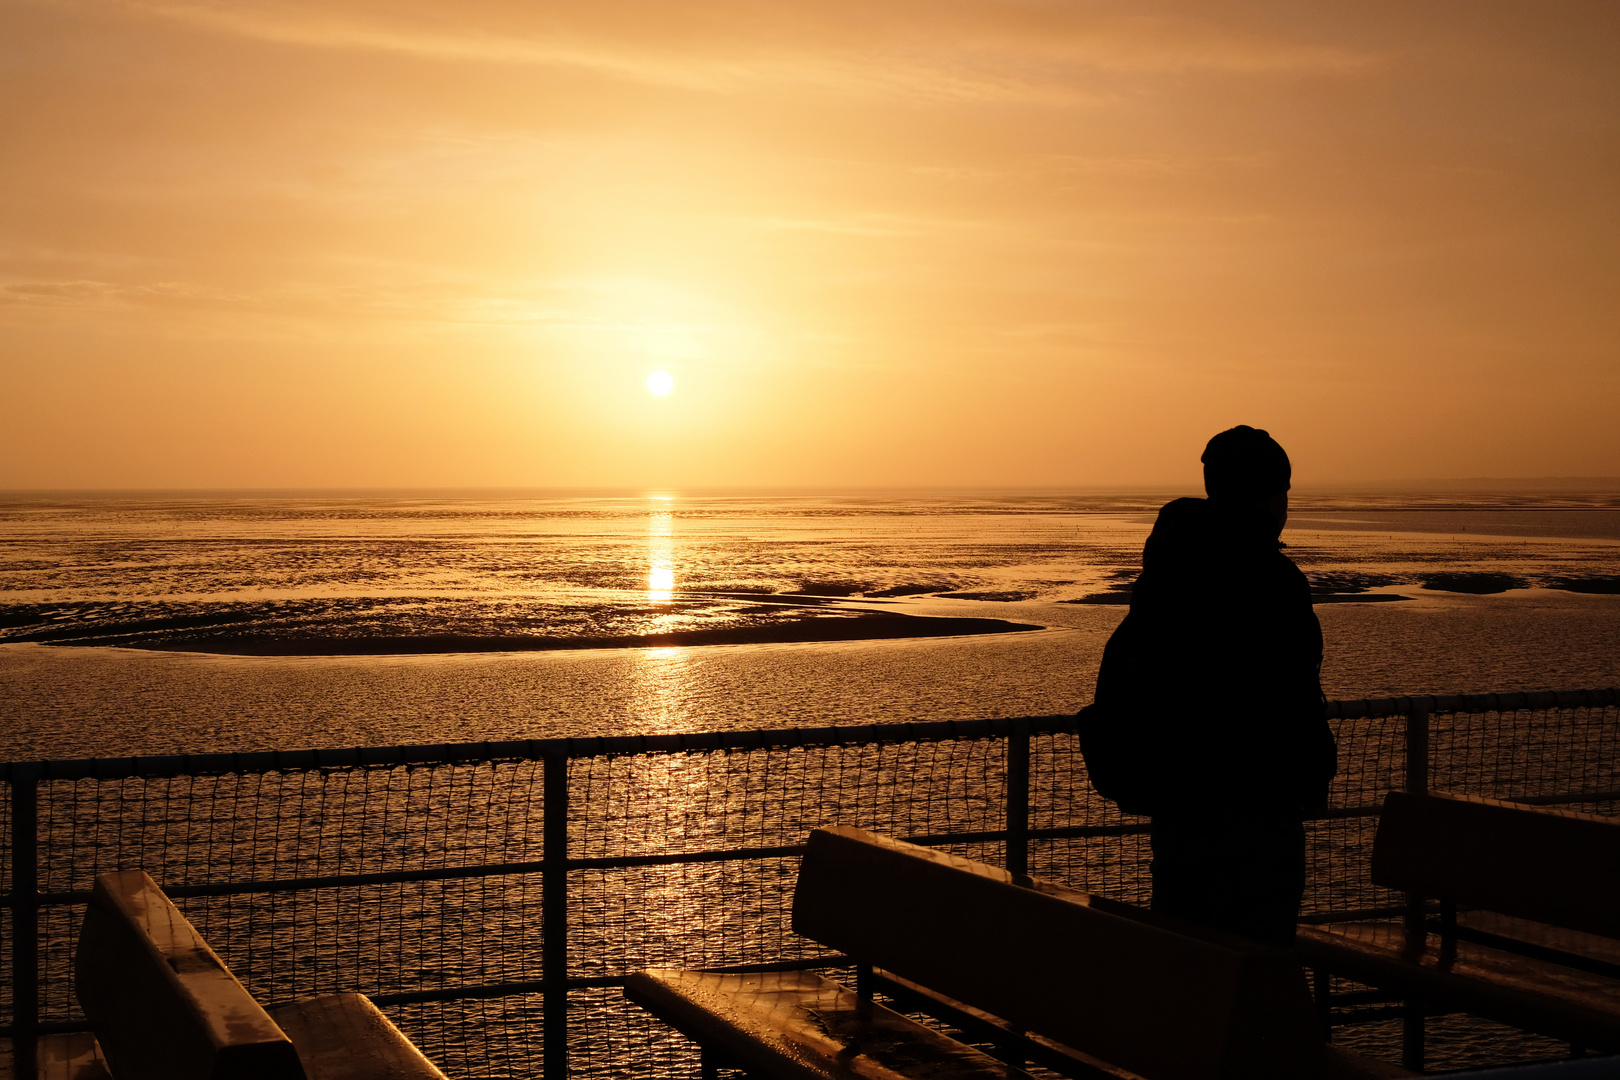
<box><xmin>120</xmin><ymin>612</ymin><xmax>1041</xmax><ymax>656</ymax></box>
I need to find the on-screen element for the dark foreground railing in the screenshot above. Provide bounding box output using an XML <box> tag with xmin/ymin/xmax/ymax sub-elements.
<box><xmin>2</xmin><ymin>688</ymin><xmax>1616</xmax><ymax>1079</ymax></box>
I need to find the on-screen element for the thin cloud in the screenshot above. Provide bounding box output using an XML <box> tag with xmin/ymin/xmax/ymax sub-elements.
<box><xmin>0</xmin><ymin>279</ymin><xmax>253</xmax><ymax>309</ymax></box>
<box><xmin>1043</xmin><ymin>152</ymin><xmax>1280</xmax><ymax>176</ymax></box>
<box><xmin>108</xmin><ymin>0</ymin><xmax>1376</xmax><ymax>103</ymax></box>
<box><xmin>757</xmin><ymin>217</ymin><xmax>919</xmax><ymax>237</ymax></box>
<box><xmin>0</xmin><ymin>274</ymin><xmax>723</xmax><ymax>334</ymax></box>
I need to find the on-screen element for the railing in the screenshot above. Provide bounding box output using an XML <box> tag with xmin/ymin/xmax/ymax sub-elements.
<box><xmin>1</xmin><ymin>688</ymin><xmax>1616</xmax><ymax>1079</ymax></box>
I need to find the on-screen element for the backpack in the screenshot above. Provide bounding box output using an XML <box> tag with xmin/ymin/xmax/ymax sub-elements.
<box><xmin>1076</xmin><ymin>701</ymin><xmax>1161</xmax><ymax>817</ymax></box>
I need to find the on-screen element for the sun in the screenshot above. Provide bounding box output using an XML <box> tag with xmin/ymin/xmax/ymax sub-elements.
<box><xmin>646</xmin><ymin>370</ymin><xmax>675</xmax><ymax>396</ymax></box>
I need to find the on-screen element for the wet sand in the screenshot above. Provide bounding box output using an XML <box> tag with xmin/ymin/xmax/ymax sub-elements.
<box><xmin>130</xmin><ymin>611</ymin><xmax>1041</xmax><ymax>656</ymax></box>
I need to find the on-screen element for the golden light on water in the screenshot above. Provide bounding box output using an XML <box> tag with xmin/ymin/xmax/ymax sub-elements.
<box><xmin>646</xmin><ymin>371</ymin><xmax>675</xmax><ymax>397</ymax></box>
<box><xmin>647</xmin><ymin>506</ymin><xmax>674</xmax><ymax>601</ymax></box>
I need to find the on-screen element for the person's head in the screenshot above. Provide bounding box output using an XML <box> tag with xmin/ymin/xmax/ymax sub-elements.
<box><xmin>1201</xmin><ymin>425</ymin><xmax>1291</xmax><ymax>524</ymax></box>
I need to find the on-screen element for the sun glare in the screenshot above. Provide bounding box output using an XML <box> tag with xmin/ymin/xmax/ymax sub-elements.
<box><xmin>648</xmin><ymin>564</ymin><xmax>675</xmax><ymax>602</ymax></box>
<box><xmin>646</xmin><ymin>370</ymin><xmax>675</xmax><ymax>396</ymax></box>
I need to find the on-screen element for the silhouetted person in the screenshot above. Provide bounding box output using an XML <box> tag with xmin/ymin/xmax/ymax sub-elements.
<box><xmin>1088</xmin><ymin>426</ymin><xmax>1336</xmax><ymax>948</ymax></box>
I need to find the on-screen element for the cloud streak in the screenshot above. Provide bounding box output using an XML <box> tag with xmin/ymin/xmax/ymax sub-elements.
<box><xmin>112</xmin><ymin>0</ymin><xmax>1376</xmax><ymax>102</ymax></box>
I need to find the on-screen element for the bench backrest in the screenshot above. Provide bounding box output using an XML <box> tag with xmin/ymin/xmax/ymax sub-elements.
<box><xmin>1372</xmin><ymin>791</ymin><xmax>1620</xmax><ymax>938</ymax></box>
<box><xmin>75</xmin><ymin>870</ymin><xmax>306</xmax><ymax>1080</ymax></box>
<box><xmin>792</xmin><ymin>827</ymin><xmax>1323</xmax><ymax>1080</ymax></box>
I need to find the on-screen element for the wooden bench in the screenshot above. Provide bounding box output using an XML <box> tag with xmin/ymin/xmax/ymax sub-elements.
<box><xmin>626</xmin><ymin>826</ymin><xmax>1409</xmax><ymax>1080</ymax></box>
<box><xmin>37</xmin><ymin>869</ymin><xmax>446</xmax><ymax>1080</ymax></box>
<box><xmin>1298</xmin><ymin>791</ymin><xmax>1620</xmax><ymax>1068</ymax></box>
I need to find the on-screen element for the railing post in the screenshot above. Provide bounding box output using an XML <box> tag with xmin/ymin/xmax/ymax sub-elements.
<box><xmin>1402</xmin><ymin>1002</ymin><xmax>1426</xmax><ymax>1073</ymax></box>
<box><xmin>542</xmin><ymin>747</ymin><xmax>570</xmax><ymax>1080</ymax></box>
<box><xmin>1401</xmin><ymin>701</ymin><xmax>1430</xmax><ymax>1073</ymax></box>
<box><xmin>1402</xmin><ymin>699</ymin><xmax>1431</xmax><ymax>945</ymax></box>
<box><xmin>11</xmin><ymin>763</ymin><xmax>40</xmax><ymax>1080</ymax></box>
<box><xmin>1006</xmin><ymin>725</ymin><xmax>1030</xmax><ymax>878</ymax></box>
<box><xmin>1405</xmin><ymin>699</ymin><xmax>1430</xmax><ymax>796</ymax></box>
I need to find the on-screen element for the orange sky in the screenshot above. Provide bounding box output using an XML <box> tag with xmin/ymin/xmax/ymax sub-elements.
<box><xmin>2</xmin><ymin>1</ymin><xmax>1617</xmax><ymax>489</ymax></box>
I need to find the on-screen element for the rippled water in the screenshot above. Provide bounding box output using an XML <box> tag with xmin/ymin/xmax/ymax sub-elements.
<box><xmin>1</xmin><ymin>488</ymin><xmax>1618</xmax><ymax>758</ymax></box>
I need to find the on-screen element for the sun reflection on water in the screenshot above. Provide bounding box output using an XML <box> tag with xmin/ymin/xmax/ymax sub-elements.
<box><xmin>646</xmin><ymin>505</ymin><xmax>675</xmax><ymax>603</ymax></box>
<box><xmin>628</xmin><ymin>645</ymin><xmax>698</xmax><ymax>732</ymax></box>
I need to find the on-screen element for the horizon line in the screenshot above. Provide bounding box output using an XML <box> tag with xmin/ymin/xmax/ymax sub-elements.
<box><xmin>3</xmin><ymin>477</ymin><xmax>1620</xmax><ymax>497</ymax></box>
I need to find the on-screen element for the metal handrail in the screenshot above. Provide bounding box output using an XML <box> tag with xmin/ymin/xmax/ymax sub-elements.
<box><xmin>1</xmin><ymin>688</ymin><xmax>1612</xmax><ymax>783</ymax></box>
<box><xmin>2</xmin><ymin>686</ymin><xmax>1616</xmax><ymax>1078</ymax></box>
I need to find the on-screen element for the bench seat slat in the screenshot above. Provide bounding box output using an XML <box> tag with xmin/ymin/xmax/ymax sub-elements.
<box><xmin>1451</xmin><ymin>912</ymin><xmax>1620</xmax><ymax>981</ymax></box>
<box><xmin>625</xmin><ymin>968</ymin><xmax>1037</xmax><ymax>1080</ymax></box>
<box><xmin>37</xmin><ymin>1032</ymin><xmax>113</xmax><ymax>1080</ymax></box>
<box><xmin>1298</xmin><ymin>920</ymin><xmax>1620</xmax><ymax>1050</ymax></box>
<box><xmin>870</xmin><ymin>970</ymin><xmax>1143</xmax><ymax>1080</ymax></box>
<box><xmin>269</xmin><ymin>993</ymin><xmax>449</xmax><ymax>1080</ymax></box>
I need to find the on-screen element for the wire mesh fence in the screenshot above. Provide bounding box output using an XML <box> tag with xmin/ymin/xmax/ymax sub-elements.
<box><xmin>1</xmin><ymin>689</ymin><xmax>1616</xmax><ymax>1079</ymax></box>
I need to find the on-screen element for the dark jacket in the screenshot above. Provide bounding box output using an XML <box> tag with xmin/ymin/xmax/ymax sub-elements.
<box><xmin>1092</xmin><ymin>497</ymin><xmax>1336</xmax><ymax>816</ymax></box>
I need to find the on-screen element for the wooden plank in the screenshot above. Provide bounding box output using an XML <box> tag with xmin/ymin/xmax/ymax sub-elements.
<box><xmin>625</xmin><ymin>968</ymin><xmax>1035</xmax><ymax>1080</ymax></box>
<box><xmin>1318</xmin><ymin>1046</ymin><xmax>1418</xmax><ymax>1080</ymax></box>
<box><xmin>269</xmin><ymin>993</ymin><xmax>448</xmax><ymax>1080</ymax></box>
<box><xmin>1372</xmin><ymin>793</ymin><xmax>1620</xmax><ymax>938</ymax></box>
<box><xmin>871</xmin><ymin>969</ymin><xmax>1144</xmax><ymax>1080</ymax></box>
<box><xmin>36</xmin><ymin>1033</ymin><xmax>112</xmax><ymax>1080</ymax></box>
<box><xmin>874</xmin><ymin>968</ymin><xmax>1415</xmax><ymax>1080</ymax></box>
<box><xmin>792</xmin><ymin>827</ymin><xmax>1324</xmax><ymax>1080</ymax></box>
<box><xmin>1456</xmin><ymin>912</ymin><xmax>1620</xmax><ymax>976</ymax></box>
<box><xmin>73</xmin><ymin>870</ymin><xmax>305</xmax><ymax>1080</ymax></box>
<box><xmin>1298</xmin><ymin>920</ymin><xmax>1620</xmax><ymax>1050</ymax></box>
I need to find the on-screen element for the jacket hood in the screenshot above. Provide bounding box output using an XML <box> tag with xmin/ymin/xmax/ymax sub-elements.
<box><xmin>1142</xmin><ymin>497</ymin><xmax>1282</xmax><ymax>574</ymax></box>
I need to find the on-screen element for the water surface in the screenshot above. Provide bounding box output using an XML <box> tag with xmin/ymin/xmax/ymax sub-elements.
<box><xmin>2</xmin><ymin>487</ymin><xmax>1616</xmax><ymax>758</ymax></box>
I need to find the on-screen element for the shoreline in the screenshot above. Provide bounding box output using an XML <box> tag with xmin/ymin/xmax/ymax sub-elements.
<box><xmin>42</xmin><ymin>611</ymin><xmax>1042</xmax><ymax>657</ymax></box>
